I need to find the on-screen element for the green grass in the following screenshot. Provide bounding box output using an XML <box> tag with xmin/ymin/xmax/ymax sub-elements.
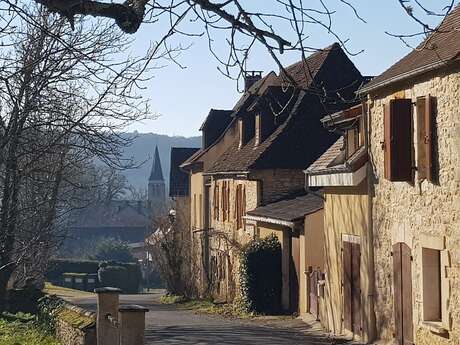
<box><xmin>43</xmin><ymin>282</ymin><xmax>94</xmax><ymax>298</ymax></box>
<box><xmin>0</xmin><ymin>318</ymin><xmax>60</xmax><ymax>345</ymax></box>
<box><xmin>160</xmin><ymin>294</ymin><xmax>254</xmax><ymax>319</ymax></box>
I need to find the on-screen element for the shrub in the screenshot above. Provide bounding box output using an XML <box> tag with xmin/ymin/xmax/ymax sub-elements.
<box><xmin>46</xmin><ymin>259</ymin><xmax>100</xmax><ymax>282</ymax></box>
<box><xmin>239</xmin><ymin>234</ymin><xmax>282</xmax><ymax>314</ymax></box>
<box><xmin>91</xmin><ymin>238</ymin><xmax>136</xmax><ymax>263</ymax></box>
<box><xmin>37</xmin><ymin>295</ymin><xmax>65</xmax><ymax>333</ymax></box>
<box><xmin>98</xmin><ymin>261</ymin><xmax>141</xmax><ymax>293</ymax></box>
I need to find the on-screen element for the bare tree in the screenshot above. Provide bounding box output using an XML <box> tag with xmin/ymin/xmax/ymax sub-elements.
<box><xmin>0</xmin><ymin>5</ymin><xmax>169</xmax><ymax>300</ymax></box>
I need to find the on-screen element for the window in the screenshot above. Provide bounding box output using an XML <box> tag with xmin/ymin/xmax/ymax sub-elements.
<box><xmin>383</xmin><ymin>99</ymin><xmax>412</xmax><ymax>181</ymax></box>
<box><xmin>422</xmin><ymin>248</ymin><xmax>441</xmax><ymax>322</ymax></box>
<box><xmin>221</xmin><ymin>181</ymin><xmax>230</xmax><ymax>222</ymax></box>
<box><xmin>416</xmin><ymin>95</ymin><xmax>435</xmax><ymax>182</ymax></box>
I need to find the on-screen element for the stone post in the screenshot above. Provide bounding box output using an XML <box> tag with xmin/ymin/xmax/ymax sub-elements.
<box><xmin>95</xmin><ymin>287</ymin><xmax>121</xmax><ymax>345</ymax></box>
<box><xmin>118</xmin><ymin>305</ymin><xmax>149</xmax><ymax>345</ymax></box>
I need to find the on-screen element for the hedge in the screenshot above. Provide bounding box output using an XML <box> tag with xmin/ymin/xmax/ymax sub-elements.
<box><xmin>239</xmin><ymin>234</ymin><xmax>282</xmax><ymax>314</ymax></box>
<box><xmin>97</xmin><ymin>262</ymin><xmax>141</xmax><ymax>293</ymax></box>
<box><xmin>46</xmin><ymin>259</ymin><xmax>100</xmax><ymax>282</ymax></box>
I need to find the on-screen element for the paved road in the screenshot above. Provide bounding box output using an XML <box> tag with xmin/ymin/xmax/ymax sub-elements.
<box><xmin>67</xmin><ymin>292</ymin><xmax>347</xmax><ymax>345</ymax></box>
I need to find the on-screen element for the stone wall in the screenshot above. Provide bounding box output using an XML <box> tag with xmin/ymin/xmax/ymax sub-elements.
<box><xmin>367</xmin><ymin>65</ymin><xmax>460</xmax><ymax>344</ymax></box>
<box><xmin>54</xmin><ymin>304</ymin><xmax>96</xmax><ymax>345</ymax></box>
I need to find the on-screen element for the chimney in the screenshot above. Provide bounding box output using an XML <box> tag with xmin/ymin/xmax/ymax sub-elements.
<box><xmin>244</xmin><ymin>71</ymin><xmax>262</xmax><ymax>91</ymax></box>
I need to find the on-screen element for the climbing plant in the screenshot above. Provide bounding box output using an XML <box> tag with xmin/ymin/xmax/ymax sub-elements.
<box><xmin>239</xmin><ymin>234</ymin><xmax>282</xmax><ymax>314</ymax></box>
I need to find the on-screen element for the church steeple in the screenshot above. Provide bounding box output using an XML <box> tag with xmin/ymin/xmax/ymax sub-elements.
<box><xmin>149</xmin><ymin>146</ymin><xmax>164</xmax><ymax>181</ymax></box>
<box><xmin>148</xmin><ymin>146</ymin><xmax>165</xmax><ymax>208</ymax></box>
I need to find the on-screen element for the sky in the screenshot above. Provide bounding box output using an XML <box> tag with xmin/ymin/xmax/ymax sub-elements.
<box><xmin>123</xmin><ymin>0</ymin><xmax>458</xmax><ymax>137</ymax></box>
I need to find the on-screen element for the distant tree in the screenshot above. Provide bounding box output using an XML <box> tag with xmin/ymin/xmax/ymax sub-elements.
<box><xmin>90</xmin><ymin>238</ymin><xmax>136</xmax><ymax>263</ymax></box>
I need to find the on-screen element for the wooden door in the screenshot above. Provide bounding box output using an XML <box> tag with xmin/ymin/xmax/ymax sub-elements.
<box><xmin>393</xmin><ymin>243</ymin><xmax>414</xmax><ymax>345</ymax></box>
<box><xmin>343</xmin><ymin>241</ymin><xmax>361</xmax><ymax>335</ymax></box>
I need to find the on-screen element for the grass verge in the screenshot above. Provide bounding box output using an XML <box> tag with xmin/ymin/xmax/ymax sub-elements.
<box><xmin>43</xmin><ymin>282</ymin><xmax>94</xmax><ymax>298</ymax></box>
<box><xmin>160</xmin><ymin>294</ymin><xmax>254</xmax><ymax>319</ymax></box>
<box><xmin>0</xmin><ymin>315</ymin><xmax>60</xmax><ymax>345</ymax></box>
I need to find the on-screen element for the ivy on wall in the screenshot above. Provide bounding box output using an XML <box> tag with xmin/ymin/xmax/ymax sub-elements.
<box><xmin>239</xmin><ymin>234</ymin><xmax>282</xmax><ymax>314</ymax></box>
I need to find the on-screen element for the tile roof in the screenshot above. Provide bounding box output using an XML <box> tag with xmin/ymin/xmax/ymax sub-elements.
<box><xmin>361</xmin><ymin>4</ymin><xmax>460</xmax><ymax>93</ymax></box>
<box><xmin>199</xmin><ymin>109</ymin><xmax>233</xmax><ymax>131</ymax></box>
<box><xmin>305</xmin><ymin>137</ymin><xmax>367</xmax><ymax>175</ymax></box>
<box><xmin>206</xmin><ymin>43</ymin><xmax>363</xmax><ymax>174</ymax></box>
<box><xmin>246</xmin><ymin>193</ymin><xmax>324</xmax><ymax>223</ymax></box>
<box><xmin>169</xmin><ymin>147</ymin><xmax>200</xmax><ymax>197</ymax></box>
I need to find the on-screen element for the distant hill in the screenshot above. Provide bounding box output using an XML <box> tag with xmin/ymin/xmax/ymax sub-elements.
<box><xmin>120</xmin><ymin>132</ymin><xmax>201</xmax><ymax>193</ymax></box>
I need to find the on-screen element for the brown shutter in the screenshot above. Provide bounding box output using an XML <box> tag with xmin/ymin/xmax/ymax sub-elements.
<box><xmin>352</xmin><ymin>243</ymin><xmax>361</xmax><ymax>335</ymax></box>
<box><xmin>343</xmin><ymin>242</ymin><xmax>352</xmax><ymax>331</ymax></box>
<box><xmin>383</xmin><ymin>103</ymin><xmax>391</xmax><ymax>179</ymax></box>
<box><xmin>385</xmin><ymin>99</ymin><xmax>413</xmax><ymax>181</ymax></box>
<box><xmin>401</xmin><ymin>244</ymin><xmax>414</xmax><ymax>345</ymax></box>
<box><xmin>424</xmin><ymin>95</ymin><xmax>434</xmax><ymax>182</ymax></box>
<box><xmin>393</xmin><ymin>243</ymin><xmax>403</xmax><ymax>345</ymax></box>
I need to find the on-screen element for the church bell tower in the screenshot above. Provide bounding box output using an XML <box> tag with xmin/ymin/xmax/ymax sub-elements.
<box><xmin>148</xmin><ymin>146</ymin><xmax>165</xmax><ymax>209</ymax></box>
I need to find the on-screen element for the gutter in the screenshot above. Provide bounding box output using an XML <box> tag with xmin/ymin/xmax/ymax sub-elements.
<box><xmin>358</xmin><ymin>58</ymin><xmax>455</xmax><ymax>94</ymax></box>
<box><xmin>203</xmin><ymin>171</ymin><xmax>249</xmax><ymax>177</ymax></box>
<box><xmin>243</xmin><ymin>215</ymin><xmax>296</xmax><ymax>228</ymax></box>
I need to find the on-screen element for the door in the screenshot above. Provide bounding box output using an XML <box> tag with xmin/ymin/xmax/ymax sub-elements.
<box><xmin>393</xmin><ymin>242</ymin><xmax>414</xmax><ymax>345</ymax></box>
<box><xmin>290</xmin><ymin>231</ymin><xmax>300</xmax><ymax>313</ymax></box>
<box><xmin>343</xmin><ymin>241</ymin><xmax>361</xmax><ymax>335</ymax></box>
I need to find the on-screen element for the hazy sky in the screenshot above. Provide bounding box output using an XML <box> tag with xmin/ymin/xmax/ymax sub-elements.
<box><xmin>124</xmin><ymin>1</ymin><xmax>458</xmax><ymax>137</ymax></box>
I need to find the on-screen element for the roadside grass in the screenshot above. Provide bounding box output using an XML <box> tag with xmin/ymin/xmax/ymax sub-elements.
<box><xmin>160</xmin><ymin>294</ymin><xmax>255</xmax><ymax>319</ymax></box>
<box><xmin>0</xmin><ymin>314</ymin><xmax>60</xmax><ymax>345</ymax></box>
<box><xmin>43</xmin><ymin>282</ymin><xmax>94</xmax><ymax>298</ymax></box>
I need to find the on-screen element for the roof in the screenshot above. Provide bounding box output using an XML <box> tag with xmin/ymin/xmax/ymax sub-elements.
<box><xmin>305</xmin><ymin>137</ymin><xmax>367</xmax><ymax>175</ymax></box>
<box><xmin>199</xmin><ymin>109</ymin><xmax>233</xmax><ymax>131</ymax></box>
<box><xmin>149</xmin><ymin>146</ymin><xmax>164</xmax><ymax>181</ymax></box>
<box><xmin>206</xmin><ymin>43</ymin><xmax>363</xmax><ymax>174</ymax></box>
<box><xmin>70</xmin><ymin>200</ymin><xmax>151</xmax><ymax>228</ymax></box>
<box><xmin>245</xmin><ymin>193</ymin><xmax>323</xmax><ymax>223</ymax></box>
<box><xmin>361</xmin><ymin>4</ymin><xmax>460</xmax><ymax>93</ymax></box>
<box><xmin>169</xmin><ymin>147</ymin><xmax>200</xmax><ymax>197</ymax></box>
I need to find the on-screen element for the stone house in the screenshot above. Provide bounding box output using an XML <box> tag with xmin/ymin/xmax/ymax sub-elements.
<box><xmin>244</xmin><ymin>193</ymin><xmax>324</xmax><ymax>312</ymax></box>
<box><xmin>201</xmin><ymin>43</ymin><xmax>365</xmax><ymax>304</ymax></box>
<box><xmin>357</xmin><ymin>6</ymin><xmax>460</xmax><ymax>345</ymax></box>
<box><xmin>304</xmin><ymin>105</ymin><xmax>375</xmax><ymax>343</ymax></box>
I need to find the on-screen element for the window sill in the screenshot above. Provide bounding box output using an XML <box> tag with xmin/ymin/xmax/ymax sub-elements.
<box><xmin>420</xmin><ymin>321</ymin><xmax>448</xmax><ymax>335</ymax></box>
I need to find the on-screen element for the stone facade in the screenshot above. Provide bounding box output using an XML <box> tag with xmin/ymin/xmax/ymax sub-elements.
<box><xmin>54</xmin><ymin>304</ymin><xmax>96</xmax><ymax>345</ymax></box>
<box><xmin>367</xmin><ymin>65</ymin><xmax>460</xmax><ymax>344</ymax></box>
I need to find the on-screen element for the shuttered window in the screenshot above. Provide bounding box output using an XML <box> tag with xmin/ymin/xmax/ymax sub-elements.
<box><xmin>221</xmin><ymin>181</ymin><xmax>230</xmax><ymax>222</ymax></box>
<box><xmin>416</xmin><ymin>95</ymin><xmax>435</xmax><ymax>182</ymax></box>
<box><xmin>213</xmin><ymin>184</ymin><xmax>219</xmax><ymax>221</ymax></box>
<box><xmin>383</xmin><ymin>99</ymin><xmax>412</xmax><ymax>181</ymax></box>
<box><xmin>342</xmin><ymin>241</ymin><xmax>361</xmax><ymax>335</ymax></box>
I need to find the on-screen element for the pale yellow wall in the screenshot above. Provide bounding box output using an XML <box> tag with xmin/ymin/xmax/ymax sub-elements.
<box><xmin>299</xmin><ymin>209</ymin><xmax>324</xmax><ymax>315</ymax></box>
<box><xmin>368</xmin><ymin>66</ymin><xmax>460</xmax><ymax>345</ymax></box>
<box><xmin>321</xmin><ymin>181</ymin><xmax>368</xmax><ymax>337</ymax></box>
<box><xmin>190</xmin><ymin>172</ymin><xmax>204</xmax><ymax>230</ymax></box>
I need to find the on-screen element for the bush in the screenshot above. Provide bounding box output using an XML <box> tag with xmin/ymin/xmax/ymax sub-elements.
<box><xmin>239</xmin><ymin>234</ymin><xmax>282</xmax><ymax>314</ymax></box>
<box><xmin>98</xmin><ymin>261</ymin><xmax>141</xmax><ymax>293</ymax></box>
<box><xmin>46</xmin><ymin>259</ymin><xmax>100</xmax><ymax>282</ymax></box>
<box><xmin>37</xmin><ymin>295</ymin><xmax>65</xmax><ymax>333</ymax></box>
<box><xmin>91</xmin><ymin>238</ymin><xmax>136</xmax><ymax>263</ymax></box>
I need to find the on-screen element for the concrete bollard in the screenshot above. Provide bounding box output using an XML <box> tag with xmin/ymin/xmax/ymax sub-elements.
<box><xmin>95</xmin><ymin>287</ymin><xmax>122</xmax><ymax>345</ymax></box>
<box><xmin>118</xmin><ymin>305</ymin><xmax>149</xmax><ymax>345</ymax></box>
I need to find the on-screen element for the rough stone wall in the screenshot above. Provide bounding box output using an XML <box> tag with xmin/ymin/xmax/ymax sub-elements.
<box><xmin>368</xmin><ymin>66</ymin><xmax>460</xmax><ymax>344</ymax></box>
<box><xmin>54</xmin><ymin>305</ymin><xmax>96</xmax><ymax>345</ymax></box>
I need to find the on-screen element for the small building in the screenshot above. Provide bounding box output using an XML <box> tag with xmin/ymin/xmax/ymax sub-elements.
<box><xmin>358</xmin><ymin>5</ymin><xmax>460</xmax><ymax>345</ymax></box>
<box><xmin>304</xmin><ymin>105</ymin><xmax>375</xmax><ymax>343</ymax></box>
<box><xmin>244</xmin><ymin>193</ymin><xmax>324</xmax><ymax>313</ymax></box>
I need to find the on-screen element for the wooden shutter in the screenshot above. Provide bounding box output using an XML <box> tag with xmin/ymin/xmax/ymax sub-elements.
<box><xmin>352</xmin><ymin>243</ymin><xmax>361</xmax><ymax>335</ymax></box>
<box><xmin>384</xmin><ymin>99</ymin><xmax>412</xmax><ymax>181</ymax></box>
<box><xmin>343</xmin><ymin>242</ymin><xmax>352</xmax><ymax>331</ymax></box>
<box><xmin>393</xmin><ymin>243</ymin><xmax>403</xmax><ymax>345</ymax></box>
<box><xmin>424</xmin><ymin>95</ymin><xmax>434</xmax><ymax>182</ymax></box>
